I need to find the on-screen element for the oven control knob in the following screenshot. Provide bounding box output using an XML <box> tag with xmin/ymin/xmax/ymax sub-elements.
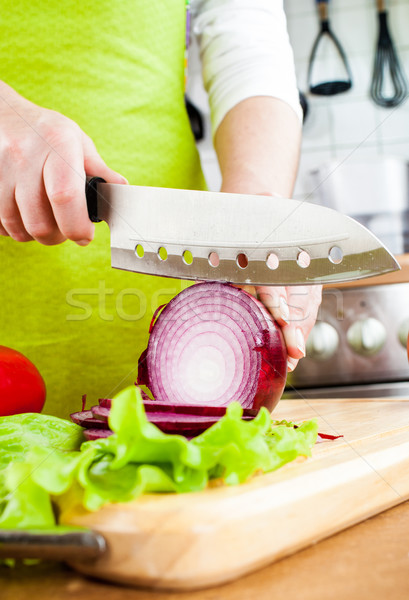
<box><xmin>347</xmin><ymin>318</ymin><xmax>386</xmax><ymax>356</ymax></box>
<box><xmin>398</xmin><ymin>318</ymin><xmax>409</xmax><ymax>348</ymax></box>
<box><xmin>306</xmin><ymin>322</ymin><xmax>339</xmax><ymax>360</ymax></box>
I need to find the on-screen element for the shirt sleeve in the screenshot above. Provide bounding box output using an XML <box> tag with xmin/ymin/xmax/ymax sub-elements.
<box><xmin>190</xmin><ymin>0</ymin><xmax>302</xmax><ymax>137</ymax></box>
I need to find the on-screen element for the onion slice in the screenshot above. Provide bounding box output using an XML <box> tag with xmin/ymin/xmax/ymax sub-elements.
<box><xmin>99</xmin><ymin>397</ymin><xmax>258</xmax><ymax>417</ymax></box>
<box><xmin>83</xmin><ymin>428</ymin><xmax>113</xmax><ymax>441</ymax></box>
<box><xmin>70</xmin><ymin>410</ymin><xmax>110</xmax><ymax>429</ymax></box>
<box><xmin>138</xmin><ymin>282</ymin><xmax>287</xmax><ymax>412</ymax></box>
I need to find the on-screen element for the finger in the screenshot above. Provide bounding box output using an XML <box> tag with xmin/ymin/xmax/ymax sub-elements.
<box><xmin>256</xmin><ymin>286</ymin><xmax>290</xmax><ymax>327</ymax></box>
<box><xmin>15</xmin><ymin>174</ymin><xmax>65</xmax><ymax>245</ymax></box>
<box><xmin>0</xmin><ymin>184</ymin><xmax>34</xmax><ymax>242</ymax></box>
<box><xmin>286</xmin><ymin>285</ymin><xmax>322</xmax><ymax>343</ymax></box>
<box><xmin>281</xmin><ymin>323</ymin><xmax>306</xmax><ymax>360</ymax></box>
<box><xmin>82</xmin><ymin>133</ymin><xmax>128</xmax><ymax>184</ymax></box>
<box><xmin>287</xmin><ymin>357</ymin><xmax>299</xmax><ymax>372</ymax></box>
<box><xmin>43</xmin><ymin>140</ymin><xmax>94</xmax><ymax>245</ymax></box>
<box><xmin>0</xmin><ymin>220</ymin><xmax>9</xmax><ymax>236</ymax></box>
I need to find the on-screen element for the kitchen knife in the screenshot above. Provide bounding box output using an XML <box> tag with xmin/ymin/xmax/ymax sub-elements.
<box><xmin>86</xmin><ymin>178</ymin><xmax>400</xmax><ymax>286</ymax></box>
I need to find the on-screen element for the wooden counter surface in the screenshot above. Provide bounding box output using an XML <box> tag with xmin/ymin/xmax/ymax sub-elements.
<box><xmin>2</xmin><ymin>499</ymin><xmax>409</xmax><ymax>600</ymax></box>
<box><xmin>324</xmin><ymin>253</ymin><xmax>409</xmax><ymax>289</ymax></box>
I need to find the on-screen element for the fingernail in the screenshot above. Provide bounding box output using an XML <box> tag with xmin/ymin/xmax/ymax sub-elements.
<box><xmin>296</xmin><ymin>328</ymin><xmax>305</xmax><ymax>356</ymax></box>
<box><xmin>76</xmin><ymin>239</ymin><xmax>91</xmax><ymax>247</ymax></box>
<box><xmin>279</xmin><ymin>296</ymin><xmax>290</xmax><ymax>323</ymax></box>
<box><xmin>287</xmin><ymin>360</ymin><xmax>296</xmax><ymax>372</ymax></box>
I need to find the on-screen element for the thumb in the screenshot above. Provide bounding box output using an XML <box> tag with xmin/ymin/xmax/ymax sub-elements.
<box><xmin>82</xmin><ymin>132</ymin><xmax>128</xmax><ymax>185</ymax></box>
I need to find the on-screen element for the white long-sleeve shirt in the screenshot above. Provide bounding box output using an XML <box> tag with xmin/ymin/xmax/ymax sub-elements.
<box><xmin>191</xmin><ymin>0</ymin><xmax>302</xmax><ymax>136</ymax></box>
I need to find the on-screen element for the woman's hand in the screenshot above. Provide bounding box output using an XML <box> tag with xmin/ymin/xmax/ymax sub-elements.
<box><xmin>256</xmin><ymin>284</ymin><xmax>322</xmax><ymax>372</ymax></box>
<box><xmin>0</xmin><ymin>81</ymin><xmax>127</xmax><ymax>246</ymax></box>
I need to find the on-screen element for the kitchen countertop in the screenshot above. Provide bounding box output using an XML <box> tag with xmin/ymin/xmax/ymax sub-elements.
<box><xmin>2</xmin><ymin>500</ymin><xmax>409</xmax><ymax>600</ymax></box>
<box><xmin>324</xmin><ymin>253</ymin><xmax>409</xmax><ymax>289</ymax></box>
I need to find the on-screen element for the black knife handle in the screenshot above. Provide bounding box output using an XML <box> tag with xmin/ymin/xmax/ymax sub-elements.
<box><xmin>0</xmin><ymin>528</ymin><xmax>107</xmax><ymax>561</ymax></box>
<box><xmin>86</xmin><ymin>176</ymin><xmax>106</xmax><ymax>223</ymax></box>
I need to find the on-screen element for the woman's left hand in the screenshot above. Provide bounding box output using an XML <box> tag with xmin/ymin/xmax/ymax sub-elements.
<box><xmin>256</xmin><ymin>284</ymin><xmax>322</xmax><ymax>372</ymax></box>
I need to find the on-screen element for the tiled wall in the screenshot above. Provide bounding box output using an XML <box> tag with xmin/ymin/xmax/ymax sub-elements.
<box><xmin>286</xmin><ymin>0</ymin><xmax>409</xmax><ymax>200</ymax></box>
<box><xmin>186</xmin><ymin>36</ymin><xmax>222</xmax><ymax>191</ymax></box>
<box><xmin>188</xmin><ymin>0</ymin><xmax>409</xmax><ymax>197</ymax></box>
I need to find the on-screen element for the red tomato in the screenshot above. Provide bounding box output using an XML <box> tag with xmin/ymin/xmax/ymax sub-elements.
<box><xmin>0</xmin><ymin>346</ymin><xmax>46</xmax><ymax>416</ymax></box>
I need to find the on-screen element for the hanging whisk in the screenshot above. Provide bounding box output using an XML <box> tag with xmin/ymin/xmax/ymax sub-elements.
<box><xmin>370</xmin><ymin>0</ymin><xmax>408</xmax><ymax>108</ymax></box>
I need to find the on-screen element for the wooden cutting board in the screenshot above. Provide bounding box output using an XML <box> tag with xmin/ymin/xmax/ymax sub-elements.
<box><xmin>61</xmin><ymin>399</ymin><xmax>409</xmax><ymax>591</ymax></box>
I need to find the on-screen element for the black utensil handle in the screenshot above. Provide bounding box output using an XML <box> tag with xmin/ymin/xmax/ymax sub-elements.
<box><xmin>86</xmin><ymin>176</ymin><xmax>106</xmax><ymax>223</ymax></box>
<box><xmin>0</xmin><ymin>528</ymin><xmax>107</xmax><ymax>561</ymax></box>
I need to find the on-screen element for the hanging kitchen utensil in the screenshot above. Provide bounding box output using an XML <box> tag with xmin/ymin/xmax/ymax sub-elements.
<box><xmin>299</xmin><ymin>90</ymin><xmax>309</xmax><ymax>122</ymax></box>
<box><xmin>185</xmin><ymin>96</ymin><xmax>205</xmax><ymax>141</ymax></box>
<box><xmin>85</xmin><ymin>178</ymin><xmax>399</xmax><ymax>286</ymax></box>
<box><xmin>308</xmin><ymin>0</ymin><xmax>353</xmax><ymax>96</ymax></box>
<box><xmin>370</xmin><ymin>0</ymin><xmax>408</xmax><ymax>108</ymax></box>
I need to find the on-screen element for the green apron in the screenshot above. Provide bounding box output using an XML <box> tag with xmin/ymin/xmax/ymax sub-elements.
<box><xmin>0</xmin><ymin>1</ymin><xmax>206</xmax><ymax>417</ymax></box>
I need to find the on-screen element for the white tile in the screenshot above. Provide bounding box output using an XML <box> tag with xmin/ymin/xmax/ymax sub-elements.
<box><xmin>301</xmin><ymin>99</ymin><xmax>333</xmax><ymax>149</ymax></box>
<box><xmin>287</xmin><ymin>12</ymin><xmax>318</xmax><ymax>62</ymax></box>
<box><xmin>199</xmin><ymin>156</ymin><xmax>222</xmax><ymax>192</ymax></box>
<box><xmin>294</xmin><ymin>59</ymin><xmax>309</xmax><ymax>92</ymax></box>
<box><xmin>332</xmin><ymin>142</ymin><xmax>381</xmax><ymax>163</ymax></box>
<box><xmin>388</xmin><ymin>2</ymin><xmax>409</xmax><ymax>49</ymax></box>
<box><xmin>285</xmin><ymin>0</ymin><xmax>373</xmax><ymax>18</ymax></box>
<box><xmin>186</xmin><ymin>36</ymin><xmax>202</xmax><ymax>77</ymax></box>
<box><xmin>294</xmin><ymin>149</ymin><xmax>336</xmax><ymax>199</ymax></box>
<box><xmin>375</xmin><ymin>97</ymin><xmax>409</xmax><ymax>144</ymax></box>
<box><xmin>330</xmin><ymin>99</ymin><xmax>378</xmax><ymax>146</ymax></box>
<box><xmin>331</xmin><ymin>0</ymin><xmax>374</xmax><ymax>11</ymax></box>
<box><xmin>330</xmin><ymin>7</ymin><xmax>377</xmax><ymax>58</ymax></box>
<box><xmin>284</xmin><ymin>0</ymin><xmax>315</xmax><ymax>18</ymax></box>
<box><xmin>186</xmin><ymin>66</ymin><xmax>211</xmax><ymax>117</ymax></box>
<box><xmin>381</xmin><ymin>142</ymin><xmax>409</xmax><ymax>160</ymax></box>
<box><xmin>347</xmin><ymin>54</ymin><xmax>375</xmax><ymax>99</ymax></box>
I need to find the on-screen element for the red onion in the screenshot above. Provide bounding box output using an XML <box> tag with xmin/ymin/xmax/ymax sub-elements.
<box><xmin>316</xmin><ymin>433</ymin><xmax>343</xmax><ymax>443</ymax></box>
<box><xmin>70</xmin><ymin>410</ymin><xmax>110</xmax><ymax>429</ymax></box>
<box><xmin>138</xmin><ymin>282</ymin><xmax>287</xmax><ymax>412</ymax></box>
<box><xmin>83</xmin><ymin>428</ymin><xmax>113</xmax><ymax>441</ymax></box>
<box><xmin>99</xmin><ymin>397</ymin><xmax>258</xmax><ymax>417</ymax></box>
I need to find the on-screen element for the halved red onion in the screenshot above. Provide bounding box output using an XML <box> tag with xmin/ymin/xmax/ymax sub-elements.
<box><xmin>138</xmin><ymin>282</ymin><xmax>287</xmax><ymax>412</ymax></box>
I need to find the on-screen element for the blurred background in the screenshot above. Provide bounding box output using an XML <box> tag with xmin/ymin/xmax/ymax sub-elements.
<box><xmin>187</xmin><ymin>0</ymin><xmax>409</xmax><ymax>400</ymax></box>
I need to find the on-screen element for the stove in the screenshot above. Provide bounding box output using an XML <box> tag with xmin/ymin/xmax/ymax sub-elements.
<box><xmin>284</xmin><ymin>280</ymin><xmax>409</xmax><ymax>400</ymax></box>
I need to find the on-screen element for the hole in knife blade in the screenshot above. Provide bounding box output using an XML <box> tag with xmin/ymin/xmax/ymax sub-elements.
<box><xmin>183</xmin><ymin>250</ymin><xmax>193</xmax><ymax>265</ymax></box>
<box><xmin>135</xmin><ymin>244</ymin><xmax>144</xmax><ymax>258</ymax></box>
<box><xmin>236</xmin><ymin>253</ymin><xmax>248</xmax><ymax>269</ymax></box>
<box><xmin>208</xmin><ymin>252</ymin><xmax>220</xmax><ymax>267</ymax></box>
<box><xmin>266</xmin><ymin>253</ymin><xmax>279</xmax><ymax>270</ymax></box>
<box><xmin>329</xmin><ymin>246</ymin><xmax>343</xmax><ymax>265</ymax></box>
<box><xmin>158</xmin><ymin>247</ymin><xmax>168</xmax><ymax>261</ymax></box>
<box><xmin>297</xmin><ymin>250</ymin><xmax>311</xmax><ymax>268</ymax></box>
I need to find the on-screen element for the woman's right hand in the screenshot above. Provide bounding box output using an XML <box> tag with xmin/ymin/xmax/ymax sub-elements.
<box><xmin>0</xmin><ymin>81</ymin><xmax>127</xmax><ymax>246</ymax></box>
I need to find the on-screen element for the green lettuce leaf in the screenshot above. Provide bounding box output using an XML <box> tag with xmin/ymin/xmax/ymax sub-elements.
<box><xmin>0</xmin><ymin>413</ymin><xmax>84</xmax><ymax>470</ymax></box>
<box><xmin>0</xmin><ymin>387</ymin><xmax>318</xmax><ymax>529</ymax></box>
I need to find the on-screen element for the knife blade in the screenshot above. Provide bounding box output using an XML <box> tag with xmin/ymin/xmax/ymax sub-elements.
<box><xmin>86</xmin><ymin>178</ymin><xmax>400</xmax><ymax>286</ymax></box>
